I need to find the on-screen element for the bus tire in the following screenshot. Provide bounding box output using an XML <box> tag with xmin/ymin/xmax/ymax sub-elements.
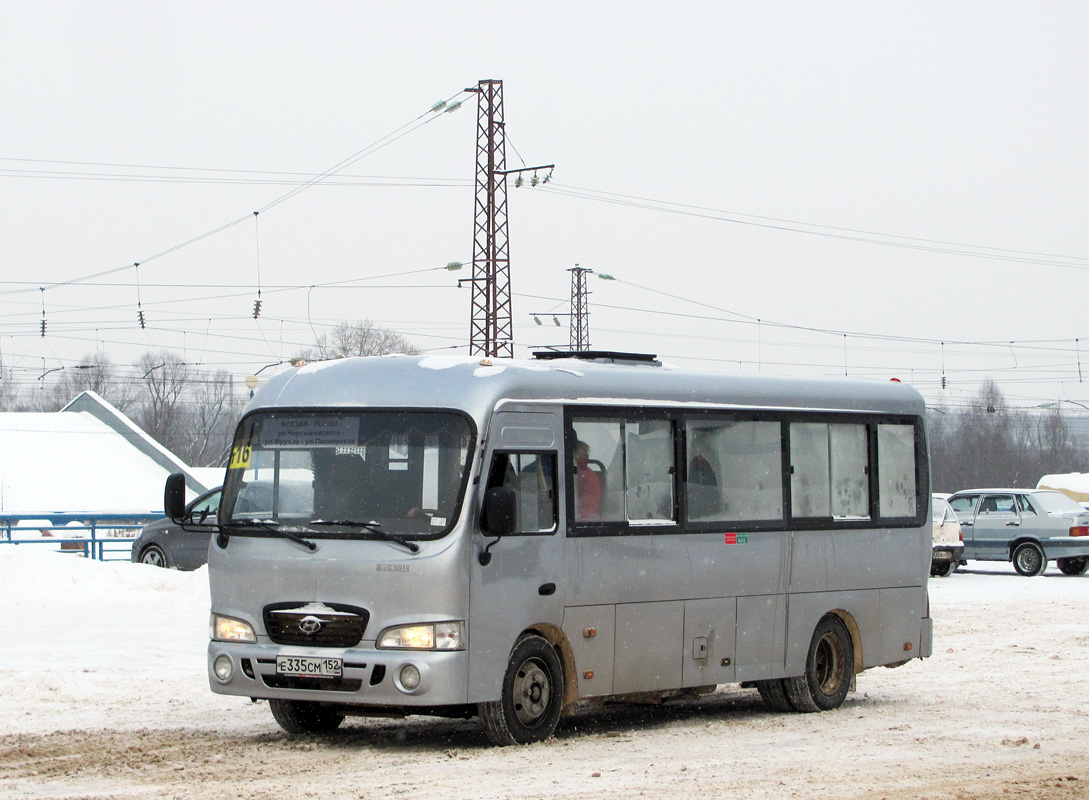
<box><xmin>782</xmin><ymin>615</ymin><xmax>854</xmax><ymax>713</ymax></box>
<box><xmin>479</xmin><ymin>634</ymin><xmax>564</xmax><ymax>746</ymax></box>
<box><xmin>755</xmin><ymin>679</ymin><xmax>795</xmax><ymax>712</ymax></box>
<box><xmin>1057</xmin><ymin>556</ymin><xmax>1088</xmax><ymax>575</ymax></box>
<box><xmin>1012</xmin><ymin>542</ymin><xmax>1046</xmax><ymax>577</ymax></box>
<box><xmin>269</xmin><ymin>698</ymin><xmax>344</xmax><ymax>734</ymax></box>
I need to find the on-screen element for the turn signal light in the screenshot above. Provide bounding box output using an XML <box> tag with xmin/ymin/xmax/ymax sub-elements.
<box><xmin>1070</xmin><ymin>526</ymin><xmax>1089</xmax><ymax>537</ymax></box>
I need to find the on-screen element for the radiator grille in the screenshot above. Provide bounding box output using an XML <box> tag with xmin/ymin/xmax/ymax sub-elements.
<box><xmin>263</xmin><ymin>602</ymin><xmax>369</xmax><ymax>647</ymax></box>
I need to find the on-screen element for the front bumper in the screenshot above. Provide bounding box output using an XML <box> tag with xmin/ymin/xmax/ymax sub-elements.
<box><xmin>207</xmin><ymin>641</ymin><xmax>471</xmax><ymax>708</ymax></box>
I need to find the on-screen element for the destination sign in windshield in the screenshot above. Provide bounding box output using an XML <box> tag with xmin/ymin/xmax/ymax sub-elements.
<box><xmin>259</xmin><ymin>416</ymin><xmax>360</xmax><ymax>448</ymax></box>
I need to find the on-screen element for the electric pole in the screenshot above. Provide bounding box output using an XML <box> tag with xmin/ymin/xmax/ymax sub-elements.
<box><xmin>569</xmin><ymin>264</ymin><xmax>592</xmax><ymax>351</ymax></box>
<box><xmin>464</xmin><ymin>79</ymin><xmax>552</xmax><ymax>358</ymax></box>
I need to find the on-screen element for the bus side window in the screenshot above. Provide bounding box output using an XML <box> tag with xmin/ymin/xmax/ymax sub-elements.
<box><xmin>685</xmin><ymin>419</ymin><xmax>784</xmax><ymax>524</ymax></box>
<box><xmin>572</xmin><ymin>418</ymin><xmax>675</xmax><ymax>524</ymax></box>
<box><xmin>484</xmin><ymin>452</ymin><xmax>557</xmax><ymax>534</ymax></box>
<box><xmin>876</xmin><ymin>423</ymin><xmax>918</xmax><ymax>518</ymax></box>
<box><xmin>789</xmin><ymin>422</ymin><xmax>870</xmax><ymax>520</ymax></box>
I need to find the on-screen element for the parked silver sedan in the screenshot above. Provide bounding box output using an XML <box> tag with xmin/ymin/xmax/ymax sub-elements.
<box><xmin>946</xmin><ymin>488</ymin><xmax>1089</xmax><ymax>576</ymax></box>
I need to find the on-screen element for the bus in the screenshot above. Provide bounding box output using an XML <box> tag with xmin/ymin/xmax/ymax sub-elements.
<box><xmin>167</xmin><ymin>352</ymin><xmax>933</xmax><ymax>745</ymax></box>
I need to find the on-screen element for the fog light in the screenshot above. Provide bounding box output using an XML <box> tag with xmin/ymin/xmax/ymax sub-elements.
<box><xmin>213</xmin><ymin>654</ymin><xmax>233</xmax><ymax>682</ymax></box>
<box><xmin>399</xmin><ymin>664</ymin><xmax>421</xmax><ymax>691</ymax></box>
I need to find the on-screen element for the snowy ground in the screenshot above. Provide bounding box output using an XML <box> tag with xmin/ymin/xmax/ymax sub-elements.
<box><xmin>2</xmin><ymin>546</ymin><xmax>1088</xmax><ymax>800</ymax></box>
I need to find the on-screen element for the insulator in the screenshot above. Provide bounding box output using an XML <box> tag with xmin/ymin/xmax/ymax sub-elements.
<box><xmin>138</xmin><ymin>309</ymin><xmax>146</xmax><ymax>329</ymax></box>
<box><xmin>40</xmin><ymin>319</ymin><xmax>46</xmax><ymax>337</ymax></box>
<box><xmin>941</xmin><ymin>376</ymin><xmax>947</xmax><ymax>389</ymax></box>
<box><xmin>253</xmin><ymin>299</ymin><xmax>263</xmax><ymax>319</ymax></box>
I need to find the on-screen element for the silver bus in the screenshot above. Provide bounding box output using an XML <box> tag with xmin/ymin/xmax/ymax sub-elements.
<box><xmin>168</xmin><ymin>352</ymin><xmax>933</xmax><ymax>745</ymax></box>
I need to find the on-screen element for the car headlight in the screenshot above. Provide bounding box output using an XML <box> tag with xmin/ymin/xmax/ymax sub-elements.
<box><xmin>210</xmin><ymin>614</ymin><xmax>256</xmax><ymax>643</ymax></box>
<box><xmin>377</xmin><ymin>621</ymin><xmax>464</xmax><ymax>651</ymax></box>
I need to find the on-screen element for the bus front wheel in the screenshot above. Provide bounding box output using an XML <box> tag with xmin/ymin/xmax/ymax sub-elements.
<box><xmin>269</xmin><ymin>698</ymin><xmax>344</xmax><ymax>735</ymax></box>
<box><xmin>479</xmin><ymin>634</ymin><xmax>564</xmax><ymax>746</ymax></box>
<box><xmin>783</xmin><ymin>615</ymin><xmax>854</xmax><ymax>713</ymax></box>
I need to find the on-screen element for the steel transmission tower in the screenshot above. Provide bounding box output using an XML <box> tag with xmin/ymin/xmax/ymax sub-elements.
<box><xmin>467</xmin><ymin>80</ymin><xmax>511</xmax><ymax>358</ymax></box>
<box><xmin>568</xmin><ymin>265</ymin><xmax>592</xmax><ymax>351</ymax></box>
<box><xmin>465</xmin><ymin>79</ymin><xmax>553</xmax><ymax>358</ymax></box>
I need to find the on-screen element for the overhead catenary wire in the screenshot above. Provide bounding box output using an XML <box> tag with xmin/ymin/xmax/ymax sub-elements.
<box><xmin>3</xmin><ymin>91</ymin><xmax>1088</xmax><ymax>408</ymax></box>
<box><xmin>15</xmin><ymin>88</ymin><xmax>472</xmax><ymax>296</ymax></box>
<box><xmin>539</xmin><ymin>183</ymin><xmax>1089</xmax><ymax>272</ymax></box>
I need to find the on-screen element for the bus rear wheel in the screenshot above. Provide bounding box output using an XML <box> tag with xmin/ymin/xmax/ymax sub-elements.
<box><xmin>783</xmin><ymin>615</ymin><xmax>854</xmax><ymax>713</ymax></box>
<box><xmin>269</xmin><ymin>698</ymin><xmax>344</xmax><ymax>734</ymax></box>
<box><xmin>755</xmin><ymin>679</ymin><xmax>795</xmax><ymax>712</ymax></box>
<box><xmin>479</xmin><ymin>634</ymin><xmax>564</xmax><ymax>746</ymax></box>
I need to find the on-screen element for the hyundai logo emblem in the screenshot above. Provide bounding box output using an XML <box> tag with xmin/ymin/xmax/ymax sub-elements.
<box><xmin>298</xmin><ymin>615</ymin><xmax>324</xmax><ymax>634</ymax></box>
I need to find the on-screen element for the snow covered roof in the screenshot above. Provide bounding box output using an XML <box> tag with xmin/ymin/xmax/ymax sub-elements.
<box><xmin>1037</xmin><ymin>473</ymin><xmax>1089</xmax><ymax>501</ymax></box>
<box><xmin>0</xmin><ymin>393</ymin><xmax>212</xmax><ymax>516</ymax></box>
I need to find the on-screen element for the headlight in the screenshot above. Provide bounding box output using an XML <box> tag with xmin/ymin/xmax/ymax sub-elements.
<box><xmin>210</xmin><ymin>614</ymin><xmax>256</xmax><ymax>643</ymax></box>
<box><xmin>377</xmin><ymin>621</ymin><xmax>464</xmax><ymax>651</ymax></box>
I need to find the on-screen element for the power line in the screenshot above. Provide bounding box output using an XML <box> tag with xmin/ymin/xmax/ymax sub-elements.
<box><xmin>23</xmin><ymin>88</ymin><xmax>472</xmax><ymax>295</ymax></box>
<box><xmin>541</xmin><ymin>184</ymin><xmax>1089</xmax><ymax>272</ymax></box>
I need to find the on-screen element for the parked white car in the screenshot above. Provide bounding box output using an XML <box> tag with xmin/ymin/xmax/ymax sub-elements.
<box><xmin>931</xmin><ymin>495</ymin><xmax>964</xmax><ymax>577</ymax></box>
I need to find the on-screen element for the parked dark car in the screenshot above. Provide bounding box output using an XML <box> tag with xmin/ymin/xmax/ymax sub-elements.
<box><xmin>131</xmin><ymin>486</ymin><xmax>222</xmax><ymax>570</ymax></box>
<box><xmin>132</xmin><ymin>480</ymin><xmax>314</xmax><ymax>570</ymax></box>
<box><xmin>946</xmin><ymin>488</ymin><xmax>1089</xmax><ymax>577</ymax></box>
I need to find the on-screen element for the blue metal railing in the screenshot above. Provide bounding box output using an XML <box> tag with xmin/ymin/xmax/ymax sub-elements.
<box><xmin>0</xmin><ymin>513</ymin><xmax>163</xmax><ymax>562</ymax></box>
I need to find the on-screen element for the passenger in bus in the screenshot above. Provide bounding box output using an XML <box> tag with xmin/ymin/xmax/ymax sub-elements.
<box><xmin>574</xmin><ymin>440</ymin><xmax>602</xmax><ymax>520</ymax></box>
<box><xmin>687</xmin><ymin>453</ymin><xmax>720</xmax><ymax>519</ymax></box>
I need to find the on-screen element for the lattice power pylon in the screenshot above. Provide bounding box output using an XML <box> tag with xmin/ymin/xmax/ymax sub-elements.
<box><xmin>568</xmin><ymin>265</ymin><xmax>592</xmax><ymax>351</ymax></box>
<box><xmin>465</xmin><ymin>79</ymin><xmax>553</xmax><ymax>358</ymax></box>
<box><xmin>467</xmin><ymin>80</ymin><xmax>511</xmax><ymax>358</ymax></box>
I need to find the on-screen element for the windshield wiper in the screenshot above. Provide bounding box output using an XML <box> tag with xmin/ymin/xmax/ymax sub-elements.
<box><xmin>224</xmin><ymin>519</ymin><xmax>317</xmax><ymax>551</ymax></box>
<box><xmin>310</xmin><ymin>519</ymin><xmax>421</xmax><ymax>553</ymax></box>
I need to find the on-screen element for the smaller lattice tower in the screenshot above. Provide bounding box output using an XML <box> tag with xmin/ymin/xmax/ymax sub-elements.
<box><xmin>568</xmin><ymin>264</ymin><xmax>592</xmax><ymax>351</ymax></box>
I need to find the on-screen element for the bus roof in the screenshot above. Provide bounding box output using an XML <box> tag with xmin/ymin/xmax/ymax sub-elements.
<box><xmin>246</xmin><ymin>354</ymin><xmax>927</xmax><ymax>421</ymax></box>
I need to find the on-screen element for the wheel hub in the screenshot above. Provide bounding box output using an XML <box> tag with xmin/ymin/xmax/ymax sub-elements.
<box><xmin>813</xmin><ymin>632</ymin><xmax>845</xmax><ymax>696</ymax></box>
<box><xmin>512</xmin><ymin>659</ymin><xmax>550</xmax><ymax>726</ymax></box>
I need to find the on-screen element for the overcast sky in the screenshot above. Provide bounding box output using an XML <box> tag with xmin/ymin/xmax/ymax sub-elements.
<box><xmin>2</xmin><ymin>2</ymin><xmax>1088</xmax><ymax>413</ymax></box>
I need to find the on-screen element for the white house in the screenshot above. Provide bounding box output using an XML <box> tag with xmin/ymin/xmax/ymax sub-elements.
<box><xmin>0</xmin><ymin>391</ymin><xmax>216</xmax><ymax>518</ymax></box>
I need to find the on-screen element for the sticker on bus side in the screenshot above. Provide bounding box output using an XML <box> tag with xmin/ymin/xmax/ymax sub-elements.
<box><xmin>724</xmin><ymin>533</ymin><xmax>749</xmax><ymax>545</ymax></box>
<box><xmin>229</xmin><ymin>442</ymin><xmax>252</xmax><ymax>470</ymax></box>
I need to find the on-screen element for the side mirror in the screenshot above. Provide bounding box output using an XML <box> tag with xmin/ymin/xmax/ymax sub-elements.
<box><xmin>164</xmin><ymin>473</ymin><xmax>187</xmax><ymax>521</ymax></box>
<box><xmin>482</xmin><ymin>486</ymin><xmax>517</xmax><ymax>537</ymax></box>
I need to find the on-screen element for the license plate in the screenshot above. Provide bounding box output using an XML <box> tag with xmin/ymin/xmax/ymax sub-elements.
<box><xmin>275</xmin><ymin>655</ymin><xmax>343</xmax><ymax>678</ymax></box>
<box><xmin>933</xmin><ymin>551</ymin><xmax>951</xmax><ymax>560</ymax></box>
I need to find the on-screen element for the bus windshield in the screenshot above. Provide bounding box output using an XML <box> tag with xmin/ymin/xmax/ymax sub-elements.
<box><xmin>221</xmin><ymin>410</ymin><xmax>474</xmax><ymax>538</ymax></box>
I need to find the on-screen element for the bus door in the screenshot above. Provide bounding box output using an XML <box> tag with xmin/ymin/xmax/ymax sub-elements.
<box><xmin>466</xmin><ymin>410</ymin><xmax>565</xmax><ymax>701</ymax></box>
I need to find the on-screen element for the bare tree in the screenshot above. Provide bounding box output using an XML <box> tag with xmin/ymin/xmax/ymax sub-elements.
<box><xmin>51</xmin><ymin>352</ymin><xmax>138</xmax><ymax>412</ymax></box>
<box><xmin>179</xmin><ymin>370</ymin><xmax>244</xmax><ymax>467</ymax></box>
<box><xmin>929</xmin><ymin>381</ymin><xmax>1088</xmax><ymax>492</ymax></box>
<box><xmin>0</xmin><ymin>372</ymin><xmax>17</xmax><ymax>412</ymax></box>
<box><xmin>299</xmin><ymin>319</ymin><xmax>420</xmax><ymax>362</ymax></box>
<box><xmin>132</xmin><ymin>351</ymin><xmax>193</xmax><ymax>455</ymax></box>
